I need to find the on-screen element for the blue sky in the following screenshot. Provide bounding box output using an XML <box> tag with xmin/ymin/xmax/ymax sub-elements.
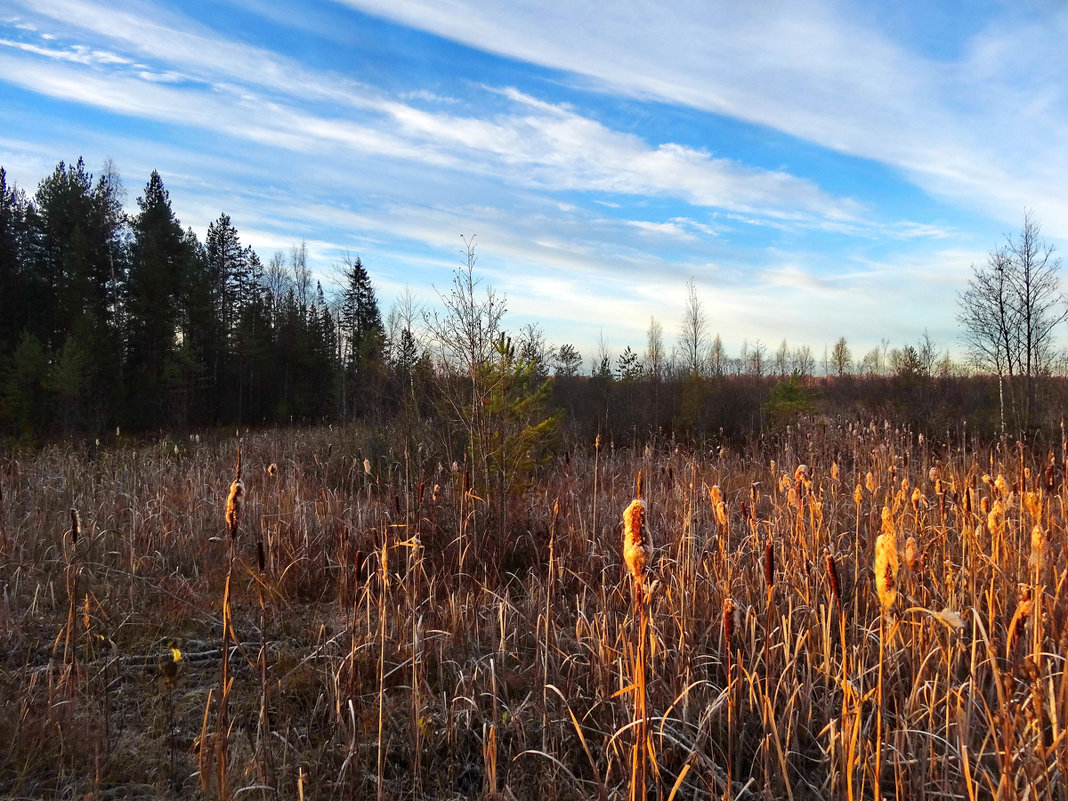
<box><xmin>3</xmin><ymin>0</ymin><xmax>1068</xmax><ymax>368</ymax></box>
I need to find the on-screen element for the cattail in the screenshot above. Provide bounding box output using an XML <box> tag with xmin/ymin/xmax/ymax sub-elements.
<box><xmin>831</xmin><ymin>462</ymin><xmax>840</xmax><ymax>481</ymax></box>
<box><xmin>69</xmin><ymin>508</ymin><xmax>81</xmax><ymax>546</ymax></box>
<box><xmin>874</xmin><ymin>522</ymin><xmax>899</xmax><ymax>611</ymax></box>
<box><xmin>622</xmin><ymin>498</ymin><xmax>651</xmax><ymax>609</ymax></box>
<box><xmin>635</xmin><ymin>470</ymin><xmax>643</xmax><ymax>500</ymax></box>
<box><xmin>987</xmin><ymin>499</ymin><xmax>1004</xmax><ymax>534</ymax></box>
<box><xmin>722</xmin><ymin>597</ymin><xmax>734</xmax><ymax>650</ymax></box>
<box><xmin>904</xmin><ymin>535</ymin><xmax>919</xmax><ymax>571</ymax></box>
<box><xmin>715</xmin><ymin>501</ymin><xmax>728</xmax><ymax>529</ymax></box>
<box><xmin>854</xmin><ymin>483</ymin><xmax>864</xmax><ymax>507</ymax></box>
<box><xmin>1029</xmin><ymin>525</ymin><xmax>1047</xmax><ymax>573</ymax></box>
<box><xmin>994</xmin><ymin>474</ymin><xmax>1009</xmax><ymax>496</ymax></box>
<box><xmin>226</xmin><ymin>479</ymin><xmax>244</xmax><ymax>539</ymax></box>
<box><xmin>929</xmin><ymin>465</ymin><xmax>941</xmax><ymax>483</ymax></box>
<box><xmin>708</xmin><ymin>484</ymin><xmax>722</xmax><ymax>507</ymax></box>
<box><xmin>866</xmin><ymin>471</ymin><xmax>876</xmax><ymax>493</ymax></box>
<box><xmin>763</xmin><ymin>539</ymin><xmax>775</xmax><ymax>589</ymax></box>
<box><xmin>363</xmin><ymin>458</ymin><xmax>372</xmax><ymax>476</ymax></box>
<box><xmin>267</xmin><ymin>462</ymin><xmax>278</xmax><ymax>477</ymax></box>
<box><xmin>1008</xmin><ymin>586</ymin><xmax>1034</xmax><ymax>656</ymax></box>
<box><xmin>1025</xmin><ymin>491</ymin><xmax>1041</xmax><ymax>524</ymax></box>
<box><xmin>825</xmin><ymin>548</ymin><xmax>842</xmax><ymax>611</ymax></box>
<box><xmin>256</xmin><ymin>539</ymin><xmax>266</xmax><ymax>572</ymax></box>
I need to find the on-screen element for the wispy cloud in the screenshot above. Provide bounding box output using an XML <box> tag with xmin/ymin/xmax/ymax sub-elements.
<box><xmin>335</xmin><ymin>0</ymin><xmax>1068</xmax><ymax>237</ymax></box>
<box><xmin>2</xmin><ymin>0</ymin><xmax>1056</xmax><ymax>360</ymax></box>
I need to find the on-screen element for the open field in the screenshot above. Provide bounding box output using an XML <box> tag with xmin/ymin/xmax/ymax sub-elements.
<box><xmin>2</xmin><ymin>423</ymin><xmax>1068</xmax><ymax>799</ymax></box>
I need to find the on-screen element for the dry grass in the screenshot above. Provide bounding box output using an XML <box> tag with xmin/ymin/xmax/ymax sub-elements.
<box><xmin>2</xmin><ymin>421</ymin><xmax>1068</xmax><ymax>799</ymax></box>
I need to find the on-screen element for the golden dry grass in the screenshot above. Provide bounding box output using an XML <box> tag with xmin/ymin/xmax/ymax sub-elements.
<box><xmin>1</xmin><ymin>421</ymin><xmax>1067</xmax><ymax>799</ymax></box>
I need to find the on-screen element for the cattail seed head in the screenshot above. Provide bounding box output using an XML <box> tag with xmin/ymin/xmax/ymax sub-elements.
<box><xmin>226</xmin><ymin>479</ymin><xmax>244</xmax><ymax>538</ymax></box>
<box><xmin>825</xmin><ymin>548</ymin><xmax>841</xmax><ymax>610</ymax></box>
<box><xmin>722</xmin><ymin>598</ymin><xmax>734</xmax><ymax>649</ymax></box>
<box><xmin>866</xmin><ymin>471</ymin><xmax>876</xmax><ymax>493</ymax></box>
<box><xmin>69</xmin><ymin>508</ymin><xmax>81</xmax><ymax>546</ymax></box>
<box><xmin>622</xmin><ymin>498</ymin><xmax>651</xmax><ymax>585</ymax></box>
<box><xmin>267</xmin><ymin>462</ymin><xmax>278</xmax><ymax>477</ymax></box>
<box><xmin>715</xmin><ymin>501</ymin><xmax>728</xmax><ymax>529</ymax></box>
<box><xmin>995</xmin><ymin>474</ymin><xmax>1009</xmax><ymax>496</ymax></box>
<box><xmin>904</xmin><ymin>535</ymin><xmax>919</xmax><ymax>571</ymax></box>
<box><xmin>1029</xmin><ymin>525</ymin><xmax>1047</xmax><ymax>573</ymax></box>
<box><xmin>854</xmin><ymin>483</ymin><xmax>864</xmax><ymax>507</ymax></box>
<box><xmin>1025</xmin><ymin>491</ymin><xmax>1041</xmax><ymax>524</ymax></box>
<box><xmin>874</xmin><ymin>527</ymin><xmax>899</xmax><ymax>611</ymax></box>
<box><xmin>764</xmin><ymin>539</ymin><xmax>775</xmax><ymax>589</ymax></box>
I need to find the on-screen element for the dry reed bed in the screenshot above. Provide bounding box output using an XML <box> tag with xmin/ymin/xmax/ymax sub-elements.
<box><xmin>1</xmin><ymin>422</ymin><xmax>1067</xmax><ymax>799</ymax></box>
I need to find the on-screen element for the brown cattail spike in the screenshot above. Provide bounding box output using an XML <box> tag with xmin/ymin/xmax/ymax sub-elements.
<box><xmin>622</xmin><ymin>498</ymin><xmax>651</xmax><ymax>610</ymax></box>
<box><xmin>764</xmin><ymin>539</ymin><xmax>775</xmax><ymax>589</ymax></box>
<box><xmin>226</xmin><ymin>479</ymin><xmax>244</xmax><ymax>539</ymax></box>
<box><xmin>825</xmin><ymin>548</ymin><xmax>842</xmax><ymax>611</ymax></box>
<box><xmin>722</xmin><ymin>598</ymin><xmax>734</xmax><ymax>651</ymax></box>
<box><xmin>70</xmin><ymin>508</ymin><xmax>81</xmax><ymax>546</ymax></box>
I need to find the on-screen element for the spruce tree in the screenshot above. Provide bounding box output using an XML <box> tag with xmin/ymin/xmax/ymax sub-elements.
<box><xmin>125</xmin><ymin>171</ymin><xmax>196</xmax><ymax>427</ymax></box>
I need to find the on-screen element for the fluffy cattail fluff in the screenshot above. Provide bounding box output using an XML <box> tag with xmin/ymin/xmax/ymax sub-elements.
<box><xmin>267</xmin><ymin>462</ymin><xmax>278</xmax><ymax>477</ymax></box>
<box><xmin>363</xmin><ymin>458</ymin><xmax>372</xmax><ymax>476</ymax></box>
<box><xmin>1025</xmin><ymin>491</ymin><xmax>1042</xmax><ymax>525</ymax></box>
<box><xmin>226</xmin><ymin>479</ymin><xmax>244</xmax><ymax>539</ymax></box>
<box><xmin>904</xmin><ymin>535</ymin><xmax>920</xmax><ymax>571</ymax></box>
<box><xmin>622</xmin><ymin>498</ymin><xmax>651</xmax><ymax>608</ymax></box>
<box><xmin>994</xmin><ymin>474</ymin><xmax>1009</xmax><ymax>497</ymax></box>
<box><xmin>69</xmin><ymin>508</ymin><xmax>81</xmax><ymax>546</ymax></box>
<box><xmin>1029</xmin><ymin>525</ymin><xmax>1047</xmax><ymax>573</ymax></box>
<box><xmin>874</xmin><ymin>517</ymin><xmax>899</xmax><ymax>611</ymax></box>
<box><xmin>715</xmin><ymin>501</ymin><xmax>728</xmax><ymax>529</ymax></box>
<box><xmin>854</xmin><ymin>483</ymin><xmax>864</xmax><ymax>507</ymax></box>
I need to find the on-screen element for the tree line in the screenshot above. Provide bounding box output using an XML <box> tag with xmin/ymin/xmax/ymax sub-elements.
<box><xmin>2</xmin><ymin>158</ymin><xmax>1066</xmax><ymax>447</ymax></box>
<box><xmin>0</xmin><ymin>159</ymin><xmax>394</xmax><ymax>441</ymax></box>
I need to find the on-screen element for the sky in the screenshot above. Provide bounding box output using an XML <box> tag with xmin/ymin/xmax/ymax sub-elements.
<box><xmin>3</xmin><ymin>0</ymin><xmax>1068</xmax><ymax>369</ymax></box>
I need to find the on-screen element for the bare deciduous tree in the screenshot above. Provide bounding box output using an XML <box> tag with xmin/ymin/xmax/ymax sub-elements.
<box><xmin>677</xmin><ymin>279</ymin><xmax>708</xmax><ymax>376</ymax></box>
<box><xmin>830</xmin><ymin>337</ymin><xmax>852</xmax><ymax>377</ymax></box>
<box><xmin>958</xmin><ymin>212</ymin><xmax>1067</xmax><ymax>430</ymax></box>
<box><xmin>644</xmin><ymin>316</ymin><xmax>665</xmax><ymax>378</ymax></box>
